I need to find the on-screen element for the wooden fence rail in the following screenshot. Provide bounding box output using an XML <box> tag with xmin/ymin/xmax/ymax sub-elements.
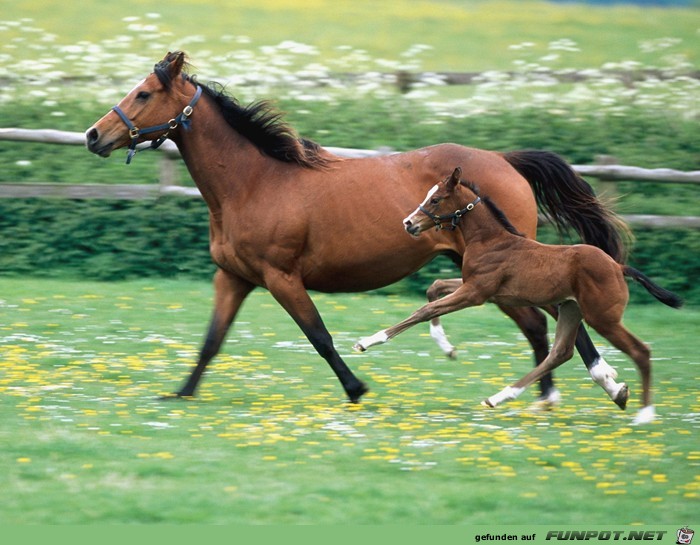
<box><xmin>1</xmin><ymin>128</ymin><xmax>699</xmax><ymax>228</ymax></box>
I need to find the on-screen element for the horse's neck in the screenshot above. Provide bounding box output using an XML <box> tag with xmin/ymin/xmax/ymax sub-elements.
<box><xmin>171</xmin><ymin>95</ymin><xmax>261</xmax><ymax>210</ymax></box>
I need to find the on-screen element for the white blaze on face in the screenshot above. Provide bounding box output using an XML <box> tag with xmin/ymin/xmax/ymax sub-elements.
<box><xmin>403</xmin><ymin>184</ymin><xmax>439</xmax><ymax>225</ymax></box>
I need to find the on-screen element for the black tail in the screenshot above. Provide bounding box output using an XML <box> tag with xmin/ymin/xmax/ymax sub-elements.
<box><xmin>503</xmin><ymin>149</ymin><xmax>632</xmax><ymax>263</ymax></box>
<box><xmin>623</xmin><ymin>266</ymin><xmax>684</xmax><ymax>308</ymax></box>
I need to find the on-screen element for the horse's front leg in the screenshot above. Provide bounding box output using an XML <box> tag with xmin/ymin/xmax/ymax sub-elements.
<box><xmin>265</xmin><ymin>271</ymin><xmax>368</xmax><ymax>403</ymax></box>
<box><xmin>171</xmin><ymin>269</ymin><xmax>255</xmax><ymax>398</ymax></box>
<box><xmin>354</xmin><ymin>282</ymin><xmax>487</xmax><ymax>352</ymax></box>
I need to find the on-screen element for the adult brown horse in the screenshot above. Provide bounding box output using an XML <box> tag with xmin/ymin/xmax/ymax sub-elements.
<box><xmin>355</xmin><ymin>168</ymin><xmax>682</xmax><ymax>424</ymax></box>
<box><xmin>85</xmin><ymin>51</ymin><xmax>629</xmax><ymax>404</ymax></box>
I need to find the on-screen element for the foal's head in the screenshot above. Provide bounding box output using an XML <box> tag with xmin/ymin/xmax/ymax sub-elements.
<box><xmin>403</xmin><ymin>167</ymin><xmax>479</xmax><ymax>236</ymax></box>
<box><xmin>404</xmin><ymin>167</ymin><xmax>525</xmax><ymax>239</ymax></box>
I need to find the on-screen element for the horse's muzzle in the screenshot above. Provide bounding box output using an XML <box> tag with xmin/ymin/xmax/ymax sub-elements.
<box><xmin>85</xmin><ymin>127</ymin><xmax>114</xmax><ymax>157</ymax></box>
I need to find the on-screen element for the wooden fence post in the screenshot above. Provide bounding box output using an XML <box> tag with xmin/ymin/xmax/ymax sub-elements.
<box><xmin>158</xmin><ymin>155</ymin><xmax>179</xmax><ymax>192</ymax></box>
<box><xmin>593</xmin><ymin>154</ymin><xmax>619</xmax><ymax>204</ymax></box>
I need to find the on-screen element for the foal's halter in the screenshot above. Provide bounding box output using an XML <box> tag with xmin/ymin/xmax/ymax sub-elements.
<box><xmin>420</xmin><ymin>196</ymin><xmax>481</xmax><ymax>231</ymax></box>
<box><xmin>111</xmin><ymin>85</ymin><xmax>202</xmax><ymax>164</ymax></box>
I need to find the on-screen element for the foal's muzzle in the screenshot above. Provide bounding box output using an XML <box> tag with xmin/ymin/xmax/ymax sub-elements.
<box><xmin>403</xmin><ymin>219</ymin><xmax>422</xmax><ymax>237</ymax></box>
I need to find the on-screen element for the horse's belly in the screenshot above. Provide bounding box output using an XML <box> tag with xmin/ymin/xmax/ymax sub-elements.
<box><xmin>303</xmin><ymin>258</ymin><xmax>430</xmax><ymax>293</ymax></box>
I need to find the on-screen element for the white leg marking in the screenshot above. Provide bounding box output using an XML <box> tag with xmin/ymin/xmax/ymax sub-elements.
<box><xmin>483</xmin><ymin>386</ymin><xmax>525</xmax><ymax>407</ymax></box>
<box><xmin>632</xmin><ymin>405</ymin><xmax>656</xmax><ymax>425</ymax></box>
<box><xmin>589</xmin><ymin>357</ymin><xmax>624</xmax><ymax>399</ymax></box>
<box><xmin>354</xmin><ymin>330</ymin><xmax>389</xmax><ymax>352</ymax></box>
<box><xmin>528</xmin><ymin>388</ymin><xmax>561</xmax><ymax>412</ymax></box>
<box><xmin>430</xmin><ymin>322</ymin><xmax>456</xmax><ymax>358</ymax></box>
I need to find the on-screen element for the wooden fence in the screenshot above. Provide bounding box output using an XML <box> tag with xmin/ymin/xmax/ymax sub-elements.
<box><xmin>1</xmin><ymin>127</ymin><xmax>699</xmax><ymax>228</ymax></box>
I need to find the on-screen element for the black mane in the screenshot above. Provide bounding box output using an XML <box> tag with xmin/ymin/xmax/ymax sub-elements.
<box><xmin>460</xmin><ymin>180</ymin><xmax>525</xmax><ymax>237</ymax></box>
<box><xmin>154</xmin><ymin>54</ymin><xmax>331</xmax><ymax>169</ymax></box>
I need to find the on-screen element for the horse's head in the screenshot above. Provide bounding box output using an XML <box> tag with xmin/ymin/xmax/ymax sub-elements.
<box><xmin>403</xmin><ymin>167</ymin><xmax>480</xmax><ymax>236</ymax></box>
<box><xmin>86</xmin><ymin>51</ymin><xmax>201</xmax><ymax>163</ymax></box>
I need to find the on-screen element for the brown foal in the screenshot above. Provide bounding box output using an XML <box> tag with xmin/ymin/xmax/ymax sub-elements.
<box><xmin>355</xmin><ymin>167</ymin><xmax>682</xmax><ymax>424</ymax></box>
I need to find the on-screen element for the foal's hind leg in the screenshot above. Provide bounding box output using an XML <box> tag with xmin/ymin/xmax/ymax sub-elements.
<box><xmin>483</xmin><ymin>300</ymin><xmax>582</xmax><ymax>407</ymax></box>
<box><xmin>589</xmin><ymin>321</ymin><xmax>653</xmax><ymax>424</ymax></box>
<box><xmin>498</xmin><ymin>305</ymin><xmax>557</xmax><ymax>403</ymax></box>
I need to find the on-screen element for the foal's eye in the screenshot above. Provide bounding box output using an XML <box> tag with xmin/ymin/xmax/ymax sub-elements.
<box><xmin>136</xmin><ymin>91</ymin><xmax>151</xmax><ymax>100</ymax></box>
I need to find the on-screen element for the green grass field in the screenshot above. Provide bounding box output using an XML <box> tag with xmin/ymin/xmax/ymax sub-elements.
<box><xmin>1</xmin><ymin>277</ymin><xmax>697</xmax><ymax>524</ymax></box>
<box><xmin>2</xmin><ymin>1</ymin><xmax>698</xmax><ymax>524</ymax></box>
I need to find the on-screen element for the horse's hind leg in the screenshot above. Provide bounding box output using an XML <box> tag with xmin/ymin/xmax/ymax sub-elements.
<box><xmin>172</xmin><ymin>269</ymin><xmax>255</xmax><ymax>398</ymax></box>
<box><xmin>483</xmin><ymin>300</ymin><xmax>582</xmax><ymax>408</ymax></box>
<box><xmin>574</xmin><ymin>323</ymin><xmax>624</xmax><ymax>403</ymax></box>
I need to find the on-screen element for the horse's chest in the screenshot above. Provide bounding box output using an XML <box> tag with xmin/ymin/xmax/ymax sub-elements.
<box><xmin>209</xmin><ymin>232</ymin><xmax>262</xmax><ymax>280</ymax></box>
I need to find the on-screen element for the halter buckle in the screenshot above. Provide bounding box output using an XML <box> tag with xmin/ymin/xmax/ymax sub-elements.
<box><xmin>128</xmin><ymin>127</ymin><xmax>140</xmax><ymax>139</ymax></box>
<box><xmin>182</xmin><ymin>105</ymin><xmax>194</xmax><ymax>117</ymax></box>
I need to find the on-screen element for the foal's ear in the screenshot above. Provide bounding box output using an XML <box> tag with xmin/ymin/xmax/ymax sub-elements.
<box><xmin>446</xmin><ymin>167</ymin><xmax>462</xmax><ymax>191</ymax></box>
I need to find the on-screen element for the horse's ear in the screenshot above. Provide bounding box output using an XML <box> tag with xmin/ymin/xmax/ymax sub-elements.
<box><xmin>446</xmin><ymin>167</ymin><xmax>461</xmax><ymax>191</ymax></box>
<box><xmin>162</xmin><ymin>51</ymin><xmax>186</xmax><ymax>78</ymax></box>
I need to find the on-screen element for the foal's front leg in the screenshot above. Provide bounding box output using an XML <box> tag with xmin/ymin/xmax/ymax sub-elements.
<box><xmin>354</xmin><ymin>282</ymin><xmax>487</xmax><ymax>352</ymax></box>
<box><xmin>425</xmin><ymin>278</ymin><xmax>463</xmax><ymax>358</ymax></box>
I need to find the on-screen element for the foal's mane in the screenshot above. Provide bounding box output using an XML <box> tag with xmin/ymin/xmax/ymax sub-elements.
<box><xmin>459</xmin><ymin>180</ymin><xmax>525</xmax><ymax>237</ymax></box>
<box><xmin>154</xmin><ymin>53</ymin><xmax>331</xmax><ymax>169</ymax></box>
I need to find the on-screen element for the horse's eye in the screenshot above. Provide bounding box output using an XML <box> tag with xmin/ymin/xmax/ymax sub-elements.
<box><xmin>136</xmin><ymin>91</ymin><xmax>151</xmax><ymax>100</ymax></box>
<box><xmin>430</xmin><ymin>198</ymin><xmax>440</xmax><ymax>205</ymax></box>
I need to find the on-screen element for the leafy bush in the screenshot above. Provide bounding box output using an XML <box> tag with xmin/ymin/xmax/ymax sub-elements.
<box><xmin>0</xmin><ymin>198</ymin><xmax>214</xmax><ymax>281</ymax></box>
<box><xmin>1</xmin><ymin>197</ymin><xmax>697</xmax><ymax>305</ymax></box>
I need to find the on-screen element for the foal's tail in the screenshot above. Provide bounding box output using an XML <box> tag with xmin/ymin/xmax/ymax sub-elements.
<box><xmin>503</xmin><ymin>149</ymin><xmax>632</xmax><ymax>263</ymax></box>
<box><xmin>623</xmin><ymin>266</ymin><xmax>684</xmax><ymax>308</ymax></box>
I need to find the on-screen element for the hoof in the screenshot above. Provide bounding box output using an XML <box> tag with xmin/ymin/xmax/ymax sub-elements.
<box><xmin>347</xmin><ymin>381</ymin><xmax>369</xmax><ymax>403</ymax></box>
<box><xmin>613</xmin><ymin>383</ymin><xmax>629</xmax><ymax>410</ymax></box>
<box><xmin>528</xmin><ymin>388</ymin><xmax>561</xmax><ymax>411</ymax></box>
<box><xmin>632</xmin><ymin>405</ymin><xmax>656</xmax><ymax>425</ymax></box>
<box><xmin>481</xmin><ymin>398</ymin><xmax>495</xmax><ymax>408</ymax></box>
<box><xmin>446</xmin><ymin>349</ymin><xmax>458</xmax><ymax>360</ymax></box>
<box><xmin>529</xmin><ymin>399</ymin><xmax>556</xmax><ymax>412</ymax></box>
<box><xmin>159</xmin><ymin>392</ymin><xmax>194</xmax><ymax>401</ymax></box>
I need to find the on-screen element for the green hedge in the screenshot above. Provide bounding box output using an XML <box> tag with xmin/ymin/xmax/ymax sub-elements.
<box><xmin>0</xmin><ymin>198</ymin><xmax>214</xmax><ymax>281</ymax></box>
<box><xmin>1</xmin><ymin>198</ymin><xmax>697</xmax><ymax>305</ymax></box>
